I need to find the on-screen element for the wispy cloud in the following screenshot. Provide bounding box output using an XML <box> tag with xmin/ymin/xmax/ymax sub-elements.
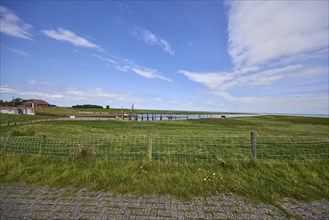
<box><xmin>0</xmin><ymin>6</ymin><xmax>33</xmax><ymax>40</ymax></box>
<box><xmin>41</xmin><ymin>28</ymin><xmax>102</xmax><ymax>50</ymax></box>
<box><xmin>179</xmin><ymin>64</ymin><xmax>325</xmax><ymax>97</ymax></box>
<box><xmin>134</xmin><ymin>27</ymin><xmax>174</xmax><ymax>55</ymax></box>
<box><xmin>131</xmin><ymin>66</ymin><xmax>172</xmax><ymax>82</ymax></box>
<box><xmin>2</xmin><ymin>45</ymin><xmax>30</xmax><ymax>56</ymax></box>
<box><xmin>28</xmin><ymin>80</ymin><xmax>49</xmax><ymax>85</ymax></box>
<box><xmin>179</xmin><ymin>70</ymin><xmax>234</xmax><ymax>90</ymax></box>
<box><xmin>93</xmin><ymin>54</ymin><xmax>118</xmax><ymax>64</ymax></box>
<box><xmin>94</xmin><ymin>54</ymin><xmax>172</xmax><ymax>82</ymax></box>
<box><xmin>226</xmin><ymin>1</ymin><xmax>329</xmax><ymax>69</ymax></box>
<box><xmin>180</xmin><ymin>64</ymin><xmax>328</xmax><ymax>113</ymax></box>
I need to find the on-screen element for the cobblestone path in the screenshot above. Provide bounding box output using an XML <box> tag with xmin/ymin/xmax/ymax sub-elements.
<box><xmin>0</xmin><ymin>185</ymin><xmax>328</xmax><ymax>219</ymax></box>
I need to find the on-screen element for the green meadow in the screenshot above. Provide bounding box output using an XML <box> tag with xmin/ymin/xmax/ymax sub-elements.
<box><xmin>1</xmin><ymin>113</ymin><xmax>328</xmax><ymax>204</ymax></box>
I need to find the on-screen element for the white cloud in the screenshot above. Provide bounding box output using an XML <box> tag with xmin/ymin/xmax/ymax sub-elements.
<box><xmin>0</xmin><ymin>6</ymin><xmax>33</xmax><ymax>40</ymax></box>
<box><xmin>134</xmin><ymin>27</ymin><xmax>175</xmax><ymax>55</ymax></box>
<box><xmin>28</xmin><ymin>80</ymin><xmax>49</xmax><ymax>85</ymax></box>
<box><xmin>226</xmin><ymin>1</ymin><xmax>329</xmax><ymax>68</ymax></box>
<box><xmin>115</xmin><ymin>65</ymin><xmax>130</xmax><ymax>72</ymax></box>
<box><xmin>131</xmin><ymin>67</ymin><xmax>172</xmax><ymax>82</ymax></box>
<box><xmin>179</xmin><ymin>64</ymin><xmax>311</xmax><ymax>93</ymax></box>
<box><xmin>94</xmin><ymin>53</ymin><xmax>172</xmax><ymax>82</ymax></box>
<box><xmin>2</xmin><ymin>45</ymin><xmax>30</xmax><ymax>56</ymax></box>
<box><xmin>0</xmin><ymin>85</ymin><xmax>63</xmax><ymax>100</ymax></box>
<box><xmin>94</xmin><ymin>54</ymin><xmax>118</xmax><ymax>64</ymax></box>
<box><xmin>0</xmin><ymin>85</ymin><xmax>137</xmax><ymax>103</ymax></box>
<box><xmin>0</xmin><ymin>85</ymin><xmax>168</xmax><ymax>108</ymax></box>
<box><xmin>178</xmin><ymin>64</ymin><xmax>328</xmax><ymax>100</ymax></box>
<box><xmin>178</xmin><ymin>1</ymin><xmax>328</xmax><ymax>114</ymax></box>
<box><xmin>179</xmin><ymin>70</ymin><xmax>233</xmax><ymax>90</ymax></box>
<box><xmin>41</xmin><ymin>28</ymin><xmax>102</xmax><ymax>50</ymax></box>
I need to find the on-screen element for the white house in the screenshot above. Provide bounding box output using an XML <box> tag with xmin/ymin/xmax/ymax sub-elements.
<box><xmin>0</xmin><ymin>107</ymin><xmax>35</xmax><ymax>115</ymax></box>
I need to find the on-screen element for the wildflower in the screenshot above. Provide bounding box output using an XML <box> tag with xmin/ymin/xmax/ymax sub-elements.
<box><xmin>212</xmin><ymin>173</ymin><xmax>216</xmax><ymax>176</ymax></box>
<box><xmin>203</xmin><ymin>178</ymin><xmax>207</xmax><ymax>181</ymax></box>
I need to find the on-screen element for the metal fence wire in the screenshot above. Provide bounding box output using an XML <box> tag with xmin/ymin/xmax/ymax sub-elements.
<box><xmin>1</xmin><ymin>134</ymin><xmax>328</xmax><ymax>161</ymax></box>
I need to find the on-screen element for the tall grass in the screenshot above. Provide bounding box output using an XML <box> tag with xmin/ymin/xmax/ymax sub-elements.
<box><xmin>1</xmin><ymin>154</ymin><xmax>328</xmax><ymax>204</ymax></box>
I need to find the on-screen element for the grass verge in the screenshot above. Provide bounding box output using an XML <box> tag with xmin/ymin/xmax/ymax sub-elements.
<box><xmin>1</xmin><ymin>153</ymin><xmax>328</xmax><ymax>204</ymax></box>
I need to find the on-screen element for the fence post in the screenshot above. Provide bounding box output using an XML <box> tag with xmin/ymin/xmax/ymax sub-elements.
<box><xmin>250</xmin><ymin>132</ymin><xmax>256</xmax><ymax>159</ymax></box>
<box><xmin>3</xmin><ymin>135</ymin><xmax>11</xmax><ymax>153</ymax></box>
<box><xmin>147</xmin><ymin>132</ymin><xmax>153</xmax><ymax>161</ymax></box>
<box><xmin>38</xmin><ymin>135</ymin><xmax>46</xmax><ymax>156</ymax></box>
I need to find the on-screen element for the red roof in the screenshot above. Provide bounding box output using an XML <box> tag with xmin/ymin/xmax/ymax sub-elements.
<box><xmin>24</xmin><ymin>99</ymin><xmax>49</xmax><ymax>105</ymax></box>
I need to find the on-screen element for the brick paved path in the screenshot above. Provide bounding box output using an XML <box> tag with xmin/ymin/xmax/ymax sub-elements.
<box><xmin>0</xmin><ymin>185</ymin><xmax>328</xmax><ymax>219</ymax></box>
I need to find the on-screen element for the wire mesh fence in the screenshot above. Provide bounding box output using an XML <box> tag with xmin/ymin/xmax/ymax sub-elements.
<box><xmin>256</xmin><ymin>136</ymin><xmax>329</xmax><ymax>160</ymax></box>
<box><xmin>1</xmin><ymin>134</ymin><xmax>328</xmax><ymax>161</ymax></box>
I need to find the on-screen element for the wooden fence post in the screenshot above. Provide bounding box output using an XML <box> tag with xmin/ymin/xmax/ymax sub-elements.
<box><xmin>3</xmin><ymin>136</ymin><xmax>11</xmax><ymax>153</ymax></box>
<box><xmin>147</xmin><ymin>132</ymin><xmax>153</xmax><ymax>161</ymax></box>
<box><xmin>38</xmin><ymin>135</ymin><xmax>46</xmax><ymax>156</ymax></box>
<box><xmin>250</xmin><ymin>132</ymin><xmax>256</xmax><ymax>159</ymax></box>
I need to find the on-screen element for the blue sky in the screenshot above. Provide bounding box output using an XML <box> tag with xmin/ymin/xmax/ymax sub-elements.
<box><xmin>0</xmin><ymin>1</ymin><xmax>328</xmax><ymax>114</ymax></box>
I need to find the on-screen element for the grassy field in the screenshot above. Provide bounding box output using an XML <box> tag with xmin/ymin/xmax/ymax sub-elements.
<box><xmin>0</xmin><ymin>115</ymin><xmax>328</xmax><ymax>204</ymax></box>
<box><xmin>0</xmin><ymin>113</ymin><xmax>48</xmax><ymax>125</ymax></box>
<box><xmin>1</xmin><ymin>115</ymin><xmax>328</xmax><ymax>137</ymax></box>
<box><xmin>0</xmin><ymin>116</ymin><xmax>328</xmax><ymax>160</ymax></box>
<box><xmin>34</xmin><ymin>107</ymin><xmax>237</xmax><ymax>116</ymax></box>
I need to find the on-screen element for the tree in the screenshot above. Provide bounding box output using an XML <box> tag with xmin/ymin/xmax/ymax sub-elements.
<box><xmin>0</xmin><ymin>98</ymin><xmax>23</xmax><ymax>107</ymax></box>
<box><xmin>106</xmin><ymin>105</ymin><xmax>110</xmax><ymax>109</ymax></box>
<box><xmin>72</xmin><ymin>104</ymin><xmax>103</xmax><ymax>109</ymax></box>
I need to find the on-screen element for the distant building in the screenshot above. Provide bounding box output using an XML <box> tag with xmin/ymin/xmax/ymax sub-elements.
<box><xmin>0</xmin><ymin>107</ymin><xmax>19</xmax><ymax>115</ymax></box>
<box><xmin>22</xmin><ymin>99</ymin><xmax>50</xmax><ymax>108</ymax></box>
<box><xmin>0</xmin><ymin>107</ymin><xmax>35</xmax><ymax>115</ymax></box>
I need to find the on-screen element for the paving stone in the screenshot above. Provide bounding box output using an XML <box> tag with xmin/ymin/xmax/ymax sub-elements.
<box><xmin>1</xmin><ymin>184</ymin><xmax>329</xmax><ymax>220</ymax></box>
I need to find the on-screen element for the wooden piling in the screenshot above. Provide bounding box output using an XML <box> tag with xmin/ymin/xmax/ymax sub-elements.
<box><xmin>147</xmin><ymin>132</ymin><xmax>153</xmax><ymax>161</ymax></box>
<box><xmin>39</xmin><ymin>135</ymin><xmax>46</xmax><ymax>156</ymax></box>
<box><xmin>3</xmin><ymin>136</ymin><xmax>11</xmax><ymax>153</ymax></box>
<box><xmin>250</xmin><ymin>132</ymin><xmax>256</xmax><ymax>159</ymax></box>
